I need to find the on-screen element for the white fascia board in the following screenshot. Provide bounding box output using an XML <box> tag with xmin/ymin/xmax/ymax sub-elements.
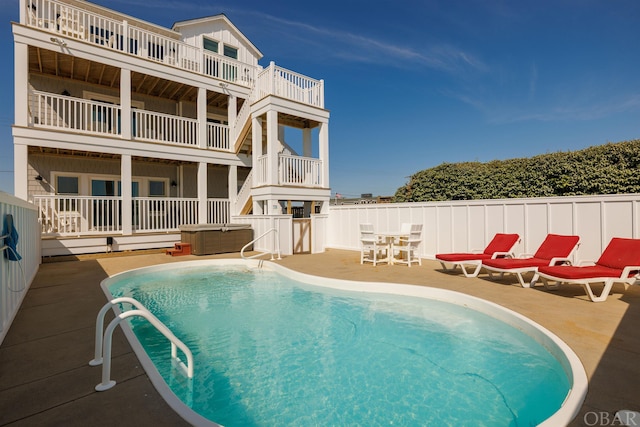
<box><xmin>251</xmin><ymin>95</ymin><xmax>330</xmax><ymax>124</ymax></box>
<box><xmin>13</xmin><ymin>128</ymin><xmax>251</xmax><ymax>167</ymax></box>
<box><xmin>250</xmin><ymin>186</ymin><xmax>331</xmax><ymax>200</ymax></box>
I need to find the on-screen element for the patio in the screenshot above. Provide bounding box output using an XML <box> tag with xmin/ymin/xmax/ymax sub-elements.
<box><xmin>1</xmin><ymin>249</ymin><xmax>639</xmax><ymax>426</ymax></box>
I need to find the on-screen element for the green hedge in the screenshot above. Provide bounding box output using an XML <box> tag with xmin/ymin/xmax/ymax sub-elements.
<box><xmin>393</xmin><ymin>139</ymin><xmax>640</xmax><ymax>202</ymax></box>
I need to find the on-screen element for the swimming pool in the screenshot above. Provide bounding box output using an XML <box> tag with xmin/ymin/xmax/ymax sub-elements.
<box><xmin>101</xmin><ymin>259</ymin><xmax>587</xmax><ymax>426</ymax></box>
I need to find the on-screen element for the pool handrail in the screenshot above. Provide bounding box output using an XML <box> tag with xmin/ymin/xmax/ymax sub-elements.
<box><xmin>90</xmin><ymin>297</ymin><xmax>194</xmax><ymax>392</ymax></box>
<box><xmin>241</xmin><ymin>227</ymin><xmax>282</xmax><ymax>260</ymax></box>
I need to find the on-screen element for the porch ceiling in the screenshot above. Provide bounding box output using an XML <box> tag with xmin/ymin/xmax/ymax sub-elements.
<box><xmin>29</xmin><ymin>146</ymin><xmax>185</xmax><ymax>164</ymax></box>
<box><xmin>28</xmin><ymin>46</ymin><xmax>229</xmax><ymax>107</ymax></box>
<box><xmin>278</xmin><ymin>112</ymin><xmax>320</xmax><ymax>130</ymax></box>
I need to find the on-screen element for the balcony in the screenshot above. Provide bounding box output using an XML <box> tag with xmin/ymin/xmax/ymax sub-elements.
<box><xmin>24</xmin><ymin>0</ymin><xmax>325</xmax><ymax>108</ymax></box>
<box><xmin>32</xmin><ymin>195</ymin><xmax>230</xmax><ymax>236</ymax></box>
<box><xmin>29</xmin><ymin>90</ymin><xmax>231</xmax><ymax>150</ymax></box>
<box><xmin>256</xmin><ymin>154</ymin><xmax>324</xmax><ymax>188</ymax></box>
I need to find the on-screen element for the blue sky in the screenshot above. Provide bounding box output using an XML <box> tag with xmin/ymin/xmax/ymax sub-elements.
<box><xmin>1</xmin><ymin>0</ymin><xmax>639</xmax><ymax>197</ymax></box>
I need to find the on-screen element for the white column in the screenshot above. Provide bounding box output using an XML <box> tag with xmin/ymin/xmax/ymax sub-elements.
<box><xmin>228</xmin><ymin>94</ymin><xmax>237</xmax><ymax>140</ymax></box>
<box><xmin>177</xmin><ymin>164</ymin><xmax>184</xmax><ymax>198</ymax></box>
<box><xmin>228</xmin><ymin>165</ymin><xmax>238</xmax><ymax>199</ymax></box>
<box><xmin>13</xmin><ymin>144</ymin><xmax>28</xmax><ymax>200</ymax></box>
<box><xmin>198</xmin><ymin>87</ymin><xmax>207</xmax><ymax>148</ymax></box>
<box><xmin>302</xmin><ymin>127</ymin><xmax>312</xmax><ymax>157</ymax></box>
<box><xmin>253</xmin><ymin>199</ymin><xmax>263</xmax><ymax>215</ymax></box>
<box><xmin>198</xmin><ymin>162</ymin><xmax>208</xmax><ymax>223</ymax></box>
<box><xmin>319</xmin><ymin>122</ymin><xmax>330</xmax><ymax>188</ymax></box>
<box><xmin>121</xmin><ymin>154</ymin><xmax>132</xmax><ymax>235</ymax></box>
<box><xmin>120</xmin><ymin>69</ymin><xmax>132</xmax><ymax>139</ymax></box>
<box><xmin>267</xmin><ymin>199</ymin><xmax>281</xmax><ymax>215</ymax></box>
<box><xmin>14</xmin><ymin>42</ymin><xmax>28</xmax><ymax>127</ymax></box>
<box><xmin>252</xmin><ymin>116</ymin><xmax>262</xmax><ymax>187</ymax></box>
<box><xmin>266</xmin><ymin>110</ymin><xmax>279</xmax><ymax>186</ymax></box>
<box><xmin>278</xmin><ymin>125</ymin><xmax>286</xmax><ymax>151</ymax></box>
<box><xmin>19</xmin><ymin>0</ymin><xmax>25</xmax><ymax>23</ymax></box>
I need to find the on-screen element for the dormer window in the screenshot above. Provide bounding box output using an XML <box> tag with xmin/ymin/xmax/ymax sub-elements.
<box><xmin>203</xmin><ymin>36</ymin><xmax>219</xmax><ymax>54</ymax></box>
<box><xmin>223</xmin><ymin>45</ymin><xmax>238</xmax><ymax>60</ymax></box>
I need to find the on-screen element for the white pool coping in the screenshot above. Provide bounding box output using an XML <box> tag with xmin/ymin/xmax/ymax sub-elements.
<box><xmin>100</xmin><ymin>258</ymin><xmax>588</xmax><ymax>427</ymax></box>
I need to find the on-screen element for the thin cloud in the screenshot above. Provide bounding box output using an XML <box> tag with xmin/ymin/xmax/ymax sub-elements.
<box><xmin>247</xmin><ymin>12</ymin><xmax>487</xmax><ymax>73</ymax></box>
<box><xmin>449</xmin><ymin>90</ymin><xmax>640</xmax><ymax>124</ymax></box>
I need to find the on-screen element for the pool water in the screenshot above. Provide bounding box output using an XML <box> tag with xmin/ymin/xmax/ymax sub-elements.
<box><xmin>108</xmin><ymin>264</ymin><xmax>571</xmax><ymax>426</ymax></box>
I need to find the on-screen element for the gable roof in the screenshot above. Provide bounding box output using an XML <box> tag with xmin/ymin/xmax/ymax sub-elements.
<box><xmin>172</xmin><ymin>13</ymin><xmax>263</xmax><ymax>59</ymax></box>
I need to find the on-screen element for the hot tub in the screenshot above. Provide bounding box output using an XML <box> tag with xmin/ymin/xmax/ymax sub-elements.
<box><xmin>179</xmin><ymin>224</ymin><xmax>253</xmax><ymax>255</ymax></box>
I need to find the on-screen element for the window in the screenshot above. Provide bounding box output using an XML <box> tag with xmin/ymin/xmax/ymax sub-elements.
<box><xmin>149</xmin><ymin>180</ymin><xmax>166</xmax><ymax>197</ymax></box>
<box><xmin>203</xmin><ymin>37</ymin><xmax>218</xmax><ymax>54</ymax></box>
<box><xmin>223</xmin><ymin>45</ymin><xmax>238</xmax><ymax>59</ymax></box>
<box><xmin>57</xmin><ymin>176</ymin><xmax>79</xmax><ymax>194</ymax></box>
<box><xmin>56</xmin><ymin>176</ymin><xmax>79</xmax><ymax>211</ymax></box>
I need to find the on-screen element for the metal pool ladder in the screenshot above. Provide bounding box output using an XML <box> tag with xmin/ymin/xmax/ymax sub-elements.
<box><xmin>89</xmin><ymin>297</ymin><xmax>194</xmax><ymax>391</ymax></box>
<box><xmin>241</xmin><ymin>227</ymin><xmax>282</xmax><ymax>260</ymax></box>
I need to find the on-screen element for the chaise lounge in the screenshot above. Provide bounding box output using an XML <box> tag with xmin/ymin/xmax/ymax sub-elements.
<box><xmin>481</xmin><ymin>233</ymin><xmax>580</xmax><ymax>287</ymax></box>
<box><xmin>536</xmin><ymin>237</ymin><xmax>640</xmax><ymax>302</ymax></box>
<box><xmin>435</xmin><ymin>233</ymin><xmax>520</xmax><ymax>277</ymax></box>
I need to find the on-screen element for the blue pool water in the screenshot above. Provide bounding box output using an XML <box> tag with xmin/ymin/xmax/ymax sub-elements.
<box><xmin>107</xmin><ymin>264</ymin><xmax>571</xmax><ymax>426</ymax></box>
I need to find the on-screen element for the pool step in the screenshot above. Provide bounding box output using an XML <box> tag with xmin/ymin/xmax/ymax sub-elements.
<box><xmin>165</xmin><ymin>242</ymin><xmax>191</xmax><ymax>256</ymax></box>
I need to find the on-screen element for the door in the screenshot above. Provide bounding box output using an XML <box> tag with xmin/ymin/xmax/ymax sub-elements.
<box><xmin>292</xmin><ymin>218</ymin><xmax>311</xmax><ymax>254</ymax></box>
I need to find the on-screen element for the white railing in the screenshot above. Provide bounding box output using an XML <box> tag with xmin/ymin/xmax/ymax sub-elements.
<box><xmin>30</xmin><ymin>91</ymin><xmax>121</xmax><ymax>136</ymax></box>
<box><xmin>207</xmin><ymin>198</ymin><xmax>231</xmax><ymax>224</ymax></box>
<box><xmin>232</xmin><ymin>89</ymin><xmax>255</xmax><ymax>148</ymax></box>
<box><xmin>202</xmin><ymin>51</ymin><xmax>256</xmax><ymax>85</ymax></box>
<box><xmin>254</xmin><ymin>62</ymin><xmax>324</xmax><ymax>108</ymax></box>
<box><xmin>134</xmin><ymin>197</ymin><xmax>199</xmax><ymax>232</ymax></box>
<box><xmin>255</xmin><ymin>154</ymin><xmax>322</xmax><ymax>188</ymax></box>
<box><xmin>279</xmin><ymin>155</ymin><xmax>322</xmax><ymax>187</ymax></box>
<box><xmin>234</xmin><ymin>169</ymin><xmax>253</xmax><ymax>215</ymax></box>
<box><xmin>24</xmin><ymin>0</ymin><xmax>257</xmax><ymax>87</ymax></box>
<box><xmin>32</xmin><ymin>195</ymin><xmax>121</xmax><ymax>235</ymax></box>
<box><xmin>31</xmin><ymin>195</ymin><xmax>210</xmax><ymax>235</ymax></box>
<box><xmin>133</xmin><ymin>110</ymin><xmax>198</xmax><ymax>146</ymax></box>
<box><xmin>127</xmin><ymin>26</ymin><xmax>199</xmax><ymax>71</ymax></box>
<box><xmin>206</xmin><ymin>122</ymin><xmax>230</xmax><ymax>151</ymax></box>
<box><xmin>30</xmin><ymin>91</ymin><xmax>231</xmax><ymax>150</ymax></box>
<box><xmin>257</xmin><ymin>155</ymin><xmax>269</xmax><ymax>186</ymax></box>
<box><xmin>0</xmin><ymin>193</ymin><xmax>40</xmax><ymax>345</ymax></box>
<box><xmin>241</xmin><ymin>227</ymin><xmax>281</xmax><ymax>260</ymax></box>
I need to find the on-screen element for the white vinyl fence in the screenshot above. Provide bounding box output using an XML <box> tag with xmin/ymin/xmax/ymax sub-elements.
<box><xmin>0</xmin><ymin>192</ymin><xmax>41</xmax><ymax>345</ymax></box>
<box><xmin>232</xmin><ymin>215</ymin><xmax>293</xmax><ymax>256</ymax></box>
<box><xmin>327</xmin><ymin>194</ymin><xmax>640</xmax><ymax>263</ymax></box>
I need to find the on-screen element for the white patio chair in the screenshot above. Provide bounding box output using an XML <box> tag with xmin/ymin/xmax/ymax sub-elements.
<box><xmin>360</xmin><ymin>223</ymin><xmax>389</xmax><ymax>266</ymax></box>
<box><xmin>394</xmin><ymin>224</ymin><xmax>423</xmax><ymax>267</ymax></box>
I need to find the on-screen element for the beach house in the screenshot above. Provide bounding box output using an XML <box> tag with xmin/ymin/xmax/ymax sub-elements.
<box><xmin>12</xmin><ymin>0</ymin><xmax>330</xmax><ymax>256</ymax></box>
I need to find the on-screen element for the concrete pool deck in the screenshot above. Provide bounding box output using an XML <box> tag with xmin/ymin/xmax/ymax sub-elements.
<box><xmin>1</xmin><ymin>249</ymin><xmax>639</xmax><ymax>426</ymax></box>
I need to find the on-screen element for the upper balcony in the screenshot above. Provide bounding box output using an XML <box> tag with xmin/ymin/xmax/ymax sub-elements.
<box><xmin>22</xmin><ymin>0</ymin><xmax>325</xmax><ymax>109</ymax></box>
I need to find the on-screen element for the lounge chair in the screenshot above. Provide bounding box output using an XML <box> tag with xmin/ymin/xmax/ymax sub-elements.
<box><xmin>435</xmin><ymin>233</ymin><xmax>520</xmax><ymax>277</ymax></box>
<box><xmin>482</xmin><ymin>234</ymin><xmax>580</xmax><ymax>287</ymax></box>
<box><xmin>537</xmin><ymin>237</ymin><xmax>640</xmax><ymax>302</ymax></box>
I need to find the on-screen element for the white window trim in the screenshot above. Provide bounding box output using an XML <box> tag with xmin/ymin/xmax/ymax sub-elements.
<box><xmin>203</xmin><ymin>35</ymin><xmax>219</xmax><ymax>54</ymax></box>
<box><xmin>52</xmin><ymin>173</ymin><xmax>80</xmax><ymax>195</ymax></box>
<box><xmin>222</xmin><ymin>43</ymin><xmax>239</xmax><ymax>59</ymax></box>
<box><xmin>148</xmin><ymin>178</ymin><xmax>170</xmax><ymax>197</ymax></box>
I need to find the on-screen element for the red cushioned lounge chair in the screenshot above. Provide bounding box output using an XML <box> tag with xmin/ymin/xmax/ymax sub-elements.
<box><xmin>482</xmin><ymin>234</ymin><xmax>580</xmax><ymax>287</ymax></box>
<box><xmin>537</xmin><ymin>237</ymin><xmax>640</xmax><ymax>302</ymax></box>
<box><xmin>435</xmin><ymin>233</ymin><xmax>520</xmax><ymax>277</ymax></box>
